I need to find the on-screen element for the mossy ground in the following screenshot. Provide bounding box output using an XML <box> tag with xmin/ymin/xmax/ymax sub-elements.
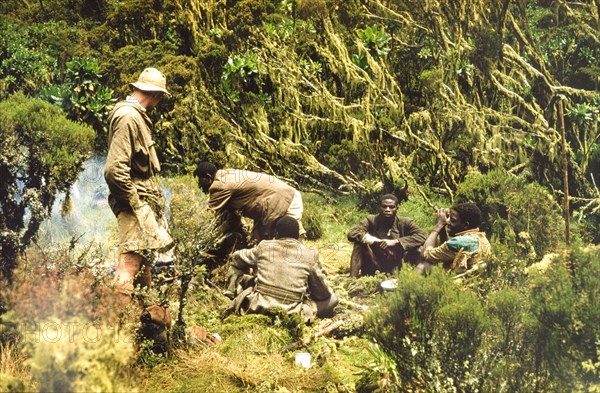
<box><xmin>134</xmin><ymin>191</ymin><xmax>400</xmax><ymax>392</ymax></box>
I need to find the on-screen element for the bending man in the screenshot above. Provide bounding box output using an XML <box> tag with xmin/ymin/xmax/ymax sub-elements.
<box><xmin>195</xmin><ymin>162</ymin><xmax>304</xmax><ymax>244</ymax></box>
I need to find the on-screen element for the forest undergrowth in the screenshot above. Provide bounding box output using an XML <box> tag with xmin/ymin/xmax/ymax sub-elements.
<box><xmin>0</xmin><ymin>1</ymin><xmax>599</xmax><ymax>390</ymax></box>
<box><xmin>1</xmin><ymin>174</ymin><xmax>599</xmax><ymax>393</ymax></box>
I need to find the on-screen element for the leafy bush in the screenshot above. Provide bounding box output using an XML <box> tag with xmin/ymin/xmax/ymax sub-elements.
<box><xmin>0</xmin><ymin>93</ymin><xmax>95</xmax><ymax>281</ymax></box>
<box><xmin>41</xmin><ymin>56</ymin><xmax>115</xmax><ymax>148</ymax></box>
<box><xmin>0</xmin><ymin>372</ymin><xmax>26</xmax><ymax>393</ymax></box>
<box><xmin>455</xmin><ymin>169</ymin><xmax>564</xmax><ymax>258</ymax></box>
<box><xmin>0</xmin><ymin>228</ymin><xmax>136</xmax><ymax>391</ymax></box>
<box><xmin>321</xmin><ymin>139</ymin><xmax>370</xmax><ymax>177</ymax></box>
<box><xmin>365</xmin><ymin>267</ymin><xmax>483</xmax><ymax>390</ymax></box>
<box><xmin>25</xmin><ymin>316</ymin><xmax>135</xmax><ymax>393</ymax></box>
<box><xmin>364</xmin><ymin>244</ymin><xmax>600</xmax><ymax>392</ymax></box>
<box><xmin>520</xmin><ymin>245</ymin><xmax>600</xmax><ymax>392</ymax></box>
<box><xmin>0</xmin><ymin>20</ymin><xmax>93</xmax><ymax>99</ymax></box>
<box><xmin>567</xmin><ymin>98</ymin><xmax>600</xmax><ymax>175</ymax></box>
<box><xmin>225</xmin><ymin>0</ymin><xmax>278</xmax><ymax>42</ymax></box>
<box><xmin>301</xmin><ymin>192</ymin><xmax>326</xmax><ymax>240</ymax></box>
<box><xmin>221</xmin><ymin>50</ymin><xmax>264</xmax><ymax>102</ymax></box>
<box><xmin>161</xmin><ymin>175</ymin><xmax>231</xmax><ymax>341</ymax></box>
<box><xmin>357</xmin><ymin>24</ymin><xmax>391</xmax><ymax>58</ymax></box>
<box><xmin>396</xmin><ymin>195</ymin><xmax>445</xmax><ymax>232</ymax></box>
<box><xmin>103</xmin><ymin>0</ymin><xmax>174</xmax><ymax>48</ymax></box>
<box><xmin>352</xmin><ymin>24</ymin><xmax>391</xmax><ymax>71</ymax></box>
<box><xmin>482</xmin><ymin>288</ymin><xmax>537</xmax><ymax>392</ymax></box>
<box><xmin>0</xmin><ymin>21</ymin><xmax>56</xmax><ymax>98</ymax></box>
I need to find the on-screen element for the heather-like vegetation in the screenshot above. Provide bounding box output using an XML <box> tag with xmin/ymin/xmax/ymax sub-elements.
<box><xmin>1</xmin><ymin>0</ymin><xmax>599</xmax><ymax>391</ymax></box>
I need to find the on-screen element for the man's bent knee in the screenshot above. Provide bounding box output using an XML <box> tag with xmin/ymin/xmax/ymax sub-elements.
<box><xmin>316</xmin><ymin>293</ymin><xmax>339</xmax><ymax>318</ymax></box>
<box><xmin>414</xmin><ymin>261</ymin><xmax>433</xmax><ymax>276</ymax></box>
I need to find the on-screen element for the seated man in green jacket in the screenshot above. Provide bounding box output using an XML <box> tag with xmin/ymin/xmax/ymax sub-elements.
<box><xmin>416</xmin><ymin>202</ymin><xmax>491</xmax><ymax>275</ymax></box>
<box><xmin>226</xmin><ymin>216</ymin><xmax>338</xmax><ymax>324</ymax></box>
<box><xmin>347</xmin><ymin>194</ymin><xmax>427</xmax><ymax>277</ymax></box>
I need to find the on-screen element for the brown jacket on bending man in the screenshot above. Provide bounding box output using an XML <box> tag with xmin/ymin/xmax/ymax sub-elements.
<box><xmin>347</xmin><ymin>194</ymin><xmax>426</xmax><ymax>277</ymax></box>
<box><xmin>195</xmin><ymin>162</ymin><xmax>305</xmax><ymax>244</ymax></box>
<box><xmin>226</xmin><ymin>216</ymin><xmax>338</xmax><ymax>324</ymax></box>
<box><xmin>104</xmin><ymin>68</ymin><xmax>174</xmax><ymax>338</ymax></box>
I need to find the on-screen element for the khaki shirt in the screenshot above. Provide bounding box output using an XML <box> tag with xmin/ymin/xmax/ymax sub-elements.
<box><xmin>424</xmin><ymin>228</ymin><xmax>491</xmax><ymax>273</ymax></box>
<box><xmin>104</xmin><ymin>99</ymin><xmax>172</xmax><ymax>252</ymax></box>
<box><xmin>208</xmin><ymin>169</ymin><xmax>297</xmax><ymax>239</ymax></box>
<box><xmin>104</xmin><ymin>99</ymin><xmax>162</xmax><ymax>216</ymax></box>
<box><xmin>229</xmin><ymin>238</ymin><xmax>334</xmax><ymax>323</ymax></box>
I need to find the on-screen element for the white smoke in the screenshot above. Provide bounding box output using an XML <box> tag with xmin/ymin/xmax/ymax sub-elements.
<box><xmin>37</xmin><ymin>155</ymin><xmax>115</xmax><ymax>253</ymax></box>
<box><xmin>37</xmin><ymin>155</ymin><xmax>175</xmax><ymax>263</ymax></box>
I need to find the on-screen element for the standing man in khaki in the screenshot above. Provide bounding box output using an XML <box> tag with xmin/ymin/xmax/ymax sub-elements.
<box><xmin>104</xmin><ymin>68</ymin><xmax>174</xmax><ymax>333</ymax></box>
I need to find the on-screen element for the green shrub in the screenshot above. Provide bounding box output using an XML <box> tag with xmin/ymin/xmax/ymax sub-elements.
<box><xmin>539</xmin><ymin>247</ymin><xmax>593</xmax><ymax>389</ymax></box>
<box><xmin>435</xmin><ymin>293</ymin><xmax>489</xmax><ymax>380</ymax></box>
<box><xmin>0</xmin><ymin>20</ymin><xmax>92</xmax><ymax>99</ymax></box>
<box><xmin>526</xmin><ymin>253</ymin><xmax>580</xmax><ymax>391</ymax></box>
<box><xmin>396</xmin><ymin>195</ymin><xmax>447</xmax><ymax>232</ymax></box>
<box><xmin>321</xmin><ymin>139</ymin><xmax>371</xmax><ymax>178</ymax></box>
<box><xmin>40</xmin><ymin>56</ymin><xmax>115</xmax><ymax>148</ymax></box>
<box><xmin>25</xmin><ymin>316</ymin><xmax>136</xmax><ymax>393</ymax></box>
<box><xmin>162</xmin><ymin>175</ymin><xmax>227</xmax><ymax>333</ymax></box>
<box><xmin>365</xmin><ymin>267</ymin><xmax>488</xmax><ymax>390</ymax></box>
<box><xmin>221</xmin><ymin>50</ymin><xmax>263</xmax><ymax>102</ymax></box>
<box><xmin>356</xmin><ymin>24</ymin><xmax>391</xmax><ymax>59</ymax></box>
<box><xmin>225</xmin><ymin>0</ymin><xmax>278</xmax><ymax>42</ymax></box>
<box><xmin>0</xmin><ymin>372</ymin><xmax>26</xmax><ymax>393</ymax></box>
<box><xmin>0</xmin><ymin>93</ymin><xmax>94</xmax><ymax>280</ymax></box>
<box><xmin>0</xmin><ymin>21</ymin><xmax>56</xmax><ymax>98</ymax></box>
<box><xmin>456</xmin><ymin>169</ymin><xmax>564</xmax><ymax>258</ymax></box>
<box><xmin>364</xmin><ymin>246</ymin><xmax>600</xmax><ymax>391</ymax></box>
<box><xmin>482</xmin><ymin>288</ymin><xmax>537</xmax><ymax>392</ymax></box>
<box><xmin>355</xmin><ymin>342</ymin><xmax>401</xmax><ymax>393</ymax></box>
<box><xmin>103</xmin><ymin>0</ymin><xmax>173</xmax><ymax>48</ymax></box>
<box><xmin>482</xmin><ymin>244</ymin><xmax>599</xmax><ymax>392</ymax></box>
<box><xmin>301</xmin><ymin>192</ymin><xmax>326</xmax><ymax>240</ymax></box>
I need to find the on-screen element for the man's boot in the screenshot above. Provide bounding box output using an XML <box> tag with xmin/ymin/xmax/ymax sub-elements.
<box><xmin>139</xmin><ymin>304</ymin><xmax>173</xmax><ymax>354</ymax></box>
<box><xmin>144</xmin><ymin>304</ymin><xmax>173</xmax><ymax>328</ymax></box>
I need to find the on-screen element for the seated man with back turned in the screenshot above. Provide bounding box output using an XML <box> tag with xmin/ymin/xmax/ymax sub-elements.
<box><xmin>347</xmin><ymin>194</ymin><xmax>427</xmax><ymax>277</ymax></box>
<box><xmin>226</xmin><ymin>216</ymin><xmax>338</xmax><ymax>324</ymax></box>
<box><xmin>194</xmin><ymin>162</ymin><xmax>305</xmax><ymax>246</ymax></box>
<box><xmin>415</xmin><ymin>202</ymin><xmax>491</xmax><ymax>275</ymax></box>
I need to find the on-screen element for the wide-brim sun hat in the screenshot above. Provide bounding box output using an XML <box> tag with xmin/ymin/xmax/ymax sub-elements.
<box><xmin>129</xmin><ymin>67</ymin><xmax>170</xmax><ymax>96</ymax></box>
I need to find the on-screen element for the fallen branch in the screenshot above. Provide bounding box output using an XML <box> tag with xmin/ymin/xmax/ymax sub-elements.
<box><xmin>280</xmin><ymin>320</ymin><xmax>345</xmax><ymax>353</ymax></box>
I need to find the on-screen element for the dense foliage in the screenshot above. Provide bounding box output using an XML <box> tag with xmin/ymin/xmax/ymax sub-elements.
<box><xmin>0</xmin><ymin>93</ymin><xmax>94</xmax><ymax>281</ymax></box>
<box><xmin>365</xmin><ymin>244</ymin><xmax>600</xmax><ymax>392</ymax></box>
<box><xmin>1</xmin><ymin>0</ymin><xmax>600</xmax><ymax>391</ymax></box>
<box><xmin>1</xmin><ymin>0</ymin><xmax>598</xmax><ymax>204</ymax></box>
<box><xmin>455</xmin><ymin>169</ymin><xmax>564</xmax><ymax>257</ymax></box>
<box><xmin>0</xmin><ymin>172</ymin><xmax>598</xmax><ymax>391</ymax></box>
